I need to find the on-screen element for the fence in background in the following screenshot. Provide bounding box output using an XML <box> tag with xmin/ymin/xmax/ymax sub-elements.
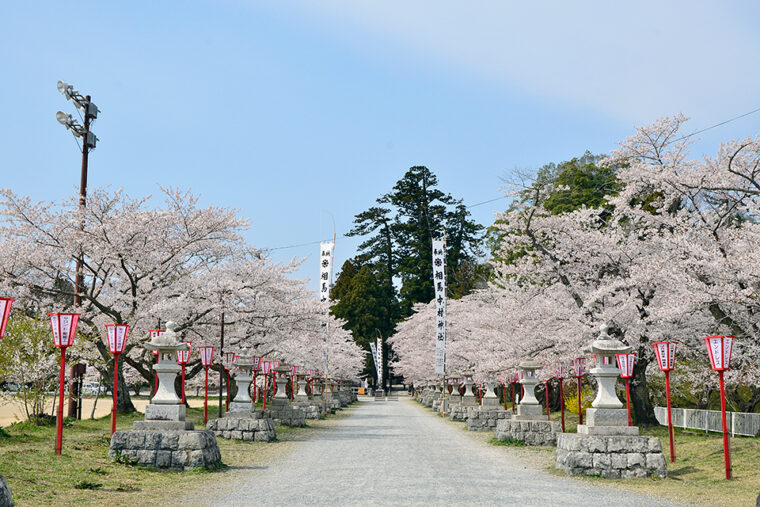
<box><xmin>654</xmin><ymin>406</ymin><xmax>760</xmax><ymax>437</ymax></box>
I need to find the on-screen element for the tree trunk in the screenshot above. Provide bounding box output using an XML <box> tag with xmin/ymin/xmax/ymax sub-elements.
<box><xmin>115</xmin><ymin>359</ymin><xmax>136</xmax><ymax>413</ymax></box>
<box><xmin>630</xmin><ymin>348</ymin><xmax>656</xmax><ymax>426</ymax></box>
<box><xmin>90</xmin><ymin>370</ymin><xmax>103</xmax><ymax>419</ymax></box>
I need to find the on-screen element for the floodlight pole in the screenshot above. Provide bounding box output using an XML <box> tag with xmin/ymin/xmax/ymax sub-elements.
<box><xmin>73</xmin><ymin>97</ymin><xmax>91</xmax><ymax>308</ymax></box>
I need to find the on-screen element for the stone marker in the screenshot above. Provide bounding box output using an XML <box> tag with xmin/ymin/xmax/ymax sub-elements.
<box><xmin>495</xmin><ymin>360</ymin><xmax>562</xmax><ymax>443</ymax></box>
<box><xmin>467</xmin><ymin>377</ymin><xmax>510</xmax><ymax>431</ymax></box>
<box><xmin>450</xmin><ymin>373</ymin><xmax>478</xmax><ymax>421</ymax></box>
<box><xmin>555</xmin><ymin>324</ymin><xmax>667</xmax><ymax>478</ymax></box>
<box><xmin>206</xmin><ymin>351</ymin><xmax>276</xmax><ymax>442</ymax></box>
<box><xmin>109</xmin><ymin>322</ymin><xmax>222</xmax><ymax>469</ymax></box>
<box><xmin>262</xmin><ymin>365</ymin><xmax>306</xmax><ymax>426</ymax></box>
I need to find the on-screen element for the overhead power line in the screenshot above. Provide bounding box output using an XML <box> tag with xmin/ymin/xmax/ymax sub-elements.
<box><xmin>262</xmin><ymin>106</ymin><xmax>760</xmax><ymax>252</ymax></box>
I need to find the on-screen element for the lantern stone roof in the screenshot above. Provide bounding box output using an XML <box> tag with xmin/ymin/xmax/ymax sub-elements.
<box><xmin>588</xmin><ymin>323</ymin><xmax>632</xmax><ymax>355</ymax></box>
<box><xmin>518</xmin><ymin>358</ymin><xmax>541</xmax><ymax>370</ymax></box>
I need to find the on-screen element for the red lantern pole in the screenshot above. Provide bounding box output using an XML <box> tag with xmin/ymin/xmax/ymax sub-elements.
<box><xmin>572</xmin><ymin>358</ymin><xmax>586</xmax><ymax>425</ymax></box>
<box><xmin>49</xmin><ymin>312</ymin><xmax>80</xmax><ymax>455</ymax></box>
<box><xmin>704</xmin><ymin>335</ymin><xmax>734</xmax><ymax>480</ymax></box>
<box><xmin>111</xmin><ymin>353</ymin><xmax>119</xmax><ymax>434</ymax></box>
<box><xmin>615</xmin><ymin>353</ymin><xmax>636</xmax><ymax>427</ymax></box>
<box><xmin>56</xmin><ymin>347</ymin><xmax>67</xmax><ymax>454</ymax></box>
<box><xmin>545</xmin><ymin>380</ymin><xmax>551</xmax><ymax>420</ymax></box>
<box><xmin>559</xmin><ymin>378</ymin><xmax>565</xmax><ymax>431</ymax></box>
<box><xmin>653</xmin><ymin>341</ymin><xmax>677</xmax><ymax>463</ymax></box>
<box><xmin>718</xmin><ymin>370</ymin><xmax>731</xmax><ymax>479</ymax></box>
<box><xmin>204</xmin><ymin>366</ymin><xmax>209</xmax><ymax>424</ymax></box>
<box><xmin>510</xmin><ymin>379</ymin><xmax>516</xmax><ymax>413</ymax></box>
<box><xmin>664</xmin><ymin>370</ymin><xmax>675</xmax><ymax>463</ymax></box>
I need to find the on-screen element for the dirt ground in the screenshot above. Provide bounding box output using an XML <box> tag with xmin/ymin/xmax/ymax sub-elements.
<box><xmin>0</xmin><ymin>396</ymin><xmax>206</xmax><ymax>426</ymax></box>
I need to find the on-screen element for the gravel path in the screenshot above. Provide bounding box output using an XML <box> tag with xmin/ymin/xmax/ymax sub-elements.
<box><xmin>191</xmin><ymin>398</ymin><xmax>683</xmax><ymax>506</ymax></box>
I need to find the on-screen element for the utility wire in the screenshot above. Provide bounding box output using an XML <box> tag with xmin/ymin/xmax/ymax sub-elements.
<box><xmin>262</xmin><ymin>106</ymin><xmax>760</xmax><ymax>252</ymax></box>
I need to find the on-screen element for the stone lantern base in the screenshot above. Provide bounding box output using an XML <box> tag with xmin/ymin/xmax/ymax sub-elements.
<box><xmin>292</xmin><ymin>397</ymin><xmax>323</xmax><ymax>419</ymax></box>
<box><xmin>555</xmin><ymin>433</ymin><xmax>667</xmax><ymax>478</ymax></box>
<box><xmin>262</xmin><ymin>398</ymin><xmax>306</xmax><ymax>427</ymax></box>
<box><xmin>495</xmin><ymin>419</ymin><xmax>562</xmax><ymax>445</ymax></box>
<box><xmin>466</xmin><ymin>406</ymin><xmax>511</xmax><ymax>431</ymax></box>
<box><xmin>206</xmin><ymin>410</ymin><xmax>276</xmax><ymax>442</ymax></box>
<box><xmin>109</xmin><ymin>429</ymin><xmax>221</xmax><ymax>470</ymax></box>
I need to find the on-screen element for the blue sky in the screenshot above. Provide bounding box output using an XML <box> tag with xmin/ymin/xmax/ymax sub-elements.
<box><xmin>2</xmin><ymin>1</ymin><xmax>759</xmax><ymax>292</ymax></box>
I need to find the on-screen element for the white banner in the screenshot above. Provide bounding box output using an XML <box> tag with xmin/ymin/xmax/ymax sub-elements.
<box><xmin>319</xmin><ymin>241</ymin><xmax>335</xmax><ymax>375</ymax></box>
<box><xmin>319</xmin><ymin>241</ymin><xmax>335</xmax><ymax>303</ymax></box>
<box><xmin>432</xmin><ymin>238</ymin><xmax>446</xmax><ymax>375</ymax></box>
<box><xmin>376</xmin><ymin>337</ymin><xmax>383</xmax><ymax>386</ymax></box>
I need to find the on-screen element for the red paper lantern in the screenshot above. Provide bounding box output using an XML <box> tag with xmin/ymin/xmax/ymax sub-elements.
<box><xmin>49</xmin><ymin>312</ymin><xmax>80</xmax><ymax>348</ymax></box>
<box><xmin>703</xmin><ymin>335</ymin><xmax>734</xmax><ymax>372</ymax></box>
<box><xmin>615</xmin><ymin>352</ymin><xmax>636</xmax><ymax>427</ymax></box>
<box><xmin>105</xmin><ymin>323</ymin><xmax>130</xmax><ymax>435</ymax></box>
<box><xmin>703</xmin><ymin>335</ymin><xmax>735</xmax><ymax>480</ymax></box>
<box><xmin>571</xmin><ymin>357</ymin><xmax>586</xmax><ymax>378</ymax></box>
<box><xmin>652</xmin><ymin>341</ymin><xmax>677</xmax><ymax>371</ymax></box>
<box><xmin>200</xmin><ymin>346</ymin><xmax>215</xmax><ymax>367</ymax></box>
<box><xmin>223</xmin><ymin>351</ymin><xmax>236</xmax><ymax>370</ymax></box>
<box><xmin>176</xmin><ymin>341</ymin><xmax>193</xmax><ymax>405</ymax></box>
<box><xmin>252</xmin><ymin>356</ymin><xmax>262</xmax><ymax>371</ymax></box>
<box><xmin>0</xmin><ymin>297</ymin><xmax>14</xmax><ymax>339</ymax></box>
<box><xmin>105</xmin><ymin>324</ymin><xmax>129</xmax><ymax>354</ymax></box>
<box><xmin>177</xmin><ymin>341</ymin><xmax>193</xmax><ymax>364</ymax></box>
<box><xmin>652</xmin><ymin>341</ymin><xmax>678</xmax><ymax>463</ymax></box>
<box><xmin>48</xmin><ymin>312</ymin><xmax>80</xmax><ymax>455</ymax></box>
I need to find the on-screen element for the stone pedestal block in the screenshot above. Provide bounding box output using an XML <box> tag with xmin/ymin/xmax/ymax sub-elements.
<box><xmin>555</xmin><ymin>433</ymin><xmax>667</xmax><ymax>478</ymax></box>
<box><xmin>206</xmin><ymin>411</ymin><xmax>276</xmax><ymax>442</ymax></box>
<box><xmin>293</xmin><ymin>400</ymin><xmax>322</xmax><ymax>419</ymax></box>
<box><xmin>495</xmin><ymin>419</ymin><xmax>562</xmax><ymax>445</ymax></box>
<box><xmin>465</xmin><ymin>407</ymin><xmax>511</xmax><ymax>431</ymax></box>
<box><xmin>514</xmin><ymin>403</ymin><xmax>544</xmax><ymax>420</ymax></box>
<box><xmin>263</xmin><ymin>399</ymin><xmax>306</xmax><ymax>427</ymax></box>
<box><xmin>145</xmin><ymin>404</ymin><xmax>185</xmax><ymax>421</ymax></box>
<box><xmin>109</xmin><ymin>429</ymin><xmax>222</xmax><ymax>470</ymax></box>
<box><xmin>448</xmin><ymin>404</ymin><xmax>469</xmax><ymax>421</ymax></box>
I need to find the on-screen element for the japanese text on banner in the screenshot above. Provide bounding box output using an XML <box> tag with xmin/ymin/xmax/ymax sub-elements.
<box><xmin>432</xmin><ymin>238</ymin><xmax>446</xmax><ymax>375</ymax></box>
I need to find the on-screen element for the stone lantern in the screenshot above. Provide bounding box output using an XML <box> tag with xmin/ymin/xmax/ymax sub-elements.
<box><xmin>554</xmin><ymin>324</ymin><xmax>667</xmax><ymax>479</ymax></box>
<box><xmin>109</xmin><ymin>321</ymin><xmax>222</xmax><ymax>470</ymax></box>
<box><xmin>273</xmin><ymin>364</ymin><xmax>291</xmax><ymax>400</ymax></box>
<box><xmin>229</xmin><ymin>351</ymin><xmax>254</xmax><ymax>412</ymax></box>
<box><xmin>139</xmin><ymin>322</ymin><xmax>191</xmax><ymax>429</ymax></box>
<box><xmin>580</xmin><ymin>324</ymin><xmax>637</xmax><ymax>435</ymax></box>
<box><xmin>514</xmin><ymin>359</ymin><xmax>542</xmax><ymax>420</ymax></box>
<box><xmin>481</xmin><ymin>377</ymin><xmax>501</xmax><ymax>409</ymax></box>
<box><xmin>461</xmin><ymin>372</ymin><xmax>478</xmax><ymax>407</ymax></box>
<box><xmin>295</xmin><ymin>370</ymin><xmax>309</xmax><ymax>402</ymax></box>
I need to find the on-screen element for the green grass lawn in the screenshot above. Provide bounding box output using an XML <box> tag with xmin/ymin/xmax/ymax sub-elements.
<box><xmin>0</xmin><ymin>401</ymin><xmax>355</xmax><ymax>506</ymax></box>
<box><xmin>463</xmin><ymin>403</ymin><xmax>760</xmax><ymax>506</ymax></box>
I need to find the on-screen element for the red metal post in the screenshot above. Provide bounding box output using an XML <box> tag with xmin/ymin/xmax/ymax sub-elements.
<box><xmin>577</xmin><ymin>376</ymin><xmax>583</xmax><ymax>425</ymax></box>
<box><xmin>559</xmin><ymin>379</ymin><xmax>565</xmax><ymax>432</ymax></box>
<box><xmin>153</xmin><ymin>353</ymin><xmax>158</xmax><ymax>396</ymax></box>
<box><xmin>262</xmin><ymin>375</ymin><xmax>267</xmax><ymax>410</ymax></box>
<box><xmin>625</xmin><ymin>377</ymin><xmax>632</xmax><ymax>426</ymax></box>
<box><xmin>503</xmin><ymin>384</ymin><xmax>507</xmax><ymax>410</ymax></box>
<box><xmin>111</xmin><ymin>353</ymin><xmax>119</xmax><ymax>435</ymax></box>
<box><xmin>511</xmin><ymin>382</ymin><xmax>515</xmax><ymax>413</ymax></box>
<box><xmin>664</xmin><ymin>370</ymin><xmax>675</xmax><ymax>462</ymax></box>
<box><xmin>545</xmin><ymin>381</ymin><xmax>550</xmax><ymax>420</ymax></box>
<box><xmin>253</xmin><ymin>371</ymin><xmax>257</xmax><ymax>404</ymax></box>
<box><xmin>225</xmin><ymin>370</ymin><xmax>230</xmax><ymax>411</ymax></box>
<box><xmin>181</xmin><ymin>363</ymin><xmax>186</xmax><ymax>405</ymax></box>
<box><xmin>718</xmin><ymin>371</ymin><xmax>732</xmax><ymax>479</ymax></box>
<box><xmin>56</xmin><ymin>347</ymin><xmax>67</xmax><ymax>454</ymax></box>
<box><xmin>204</xmin><ymin>366</ymin><xmax>209</xmax><ymax>424</ymax></box>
